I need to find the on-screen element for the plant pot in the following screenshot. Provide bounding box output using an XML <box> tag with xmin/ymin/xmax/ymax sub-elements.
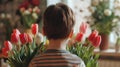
<box><xmin>99</xmin><ymin>34</ymin><xmax>109</xmax><ymax>51</ymax></box>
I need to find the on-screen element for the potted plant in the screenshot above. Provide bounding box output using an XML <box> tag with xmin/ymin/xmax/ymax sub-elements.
<box><xmin>88</xmin><ymin>0</ymin><xmax>119</xmax><ymax>50</ymax></box>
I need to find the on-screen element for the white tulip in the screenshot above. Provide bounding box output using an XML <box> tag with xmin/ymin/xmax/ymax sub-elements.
<box><xmin>36</xmin><ymin>33</ymin><xmax>44</xmax><ymax>45</ymax></box>
<box><xmin>32</xmin><ymin>13</ymin><xmax>38</xmax><ymax>19</ymax></box>
<box><xmin>23</xmin><ymin>10</ymin><xmax>30</xmax><ymax>15</ymax></box>
<box><xmin>104</xmin><ymin>9</ymin><xmax>112</xmax><ymax>16</ymax></box>
<box><xmin>6</xmin><ymin>14</ymin><xmax>11</xmax><ymax>19</ymax></box>
<box><xmin>112</xmin><ymin>18</ymin><xmax>119</xmax><ymax>23</ymax></box>
<box><xmin>1</xmin><ymin>13</ymin><xmax>5</xmax><ymax>19</ymax></box>
<box><xmin>33</xmin><ymin>6</ymin><xmax>39</xmax><ymax>12</ymax></box>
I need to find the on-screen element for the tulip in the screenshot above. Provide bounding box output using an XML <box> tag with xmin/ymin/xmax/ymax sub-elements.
<box><xmin>20</xmin><ymin>7</ymin><xmax>25</xmax><ymax>13</ymax></box>
<box><xmin>19</xmin><ymin>33</ymin><xmax>28</xmax><ymax>44</ymax></box>
<box><xmin>31</xmin><ymin>23</ymin><xmax>38</xmax><ymax>35</ymax></box>
<box><xmin>88</xmin><ymin>30</ymin><xmax>98</xmax><ymax>42</ymax></box>
<box><xmin>27</xmin><ymin>34</ymin><xmax>33</xmax><ymax>43</ymax></box>
<box><xmin>30</xmin><ymin>0</ymin><xmax>40</xmax><ymax>6</ymax></box>
<box><xmin>4</xmin><ymin>41</ymin><xmax>12</xmax><ymax>51</ymax></box>
<box><xmin>28</xmin><ymin>8</ymin><xmax>33</xmax><ymax>13</ymax></box>
<box><xmin>104</xmin><ymin>9</ymin><xmax>112</xmax><ymax>16</ymax></box>
<box><xmin>32</xmin><ymin>13</ymin><xmax>38</xmax><ymax>19</ymax></box>
<box><xmin>75</xmin><ymin>32</ymin><xmax>84</xmax><ymax>42</ymax></box>
<box><xmin>11</xmin><ymin>29</ymin><xmax>20</xmax><ymax>44</ymax></box>
<box><xmin>92</xmin><ymin>35</ymin><xmax>101</xmax><ymax>47</ymax></box>
<box><xmin>18</xmin><ymin>1</ymin><xmax>30</xmax><ymax>9</ymax></box>
<box><xmin>11</xmin><ymin>33</ymin><xmax>19</xmax><ymax>44</ymax></box>
<box><xmin>2</xmin><ymin>48</ymin><xmax>8</xmax><ymax>57</ymax></box>
<box><xmin>13</xmin><ymin>29</ymin><xmax>20</xmax><ymax>35</ymax></box>
<box><xmin>80</xmin><ymin>22</ymin><xmax>88</xmax><ymax>33</ymax></box>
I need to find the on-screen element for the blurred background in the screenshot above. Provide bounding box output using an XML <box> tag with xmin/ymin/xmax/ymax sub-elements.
<box><xmin>0</xmin><ymin>0</ymin><xmax>120</xmax><ymax>67</ymax></box>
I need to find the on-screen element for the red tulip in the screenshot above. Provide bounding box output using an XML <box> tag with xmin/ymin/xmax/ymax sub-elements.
<box><xmin>31</xmin><ymin>23</ymin><xmax>38</xmax><ymax>35</ymax></box>
<box><xmin>75</xmin><ymin>32</ymin><xmax>84</xmax><ymax>42</ymax></box>
<box><xmin>80</xmin><ymin>22</ymin><xmax>88</xmax><ymax>33</ymax></box>
<box><xmin>11</xmin><ymin>33</ymin><xmax>19</xmax><ymax>44</ymax></box>
<box><xmin>92</xmin><ymin>35</ymin><xmax>101</xmax><ymax>47</ymax></box>
<box><xmin>4</xmin><ymin>41</ymin><xmax>12</xmax><ymax>51</ymax></box>
<box><xmin>30</xmin><ymin>0</ymin><xmax>40</xmax><ymax>6</ymax></box>
<box><xmin>2</xmin><ymin>48</ymin><xmax>8</xmax><ymax>57</ymax></box>
<box><xmin>27</xmin><ymin>34</ymin><xmax>33</xmax><ymax>43</ymax></box>
<box><xmin>88</xmin><ymin>30</ymin><xmax>98</xmax><ymax>42</ymax></box>
<box><xmin>18</xmin><ymin>1</ymin><xmax>30</xmax><ymax>9</ymax></box>
<box><xmin>19</xmin><ymin>33</ymin><xmax>28</xmax><ymax>44</ymax></box>
<box><xmin>11</xmin><ymin>29</ymin><xmax>20</xmax><ymax>44</ymax></box>
<box><xmin>13</xmin><ymin>29</ymin><xmax>20</xmax><ymax>35</ymax></box>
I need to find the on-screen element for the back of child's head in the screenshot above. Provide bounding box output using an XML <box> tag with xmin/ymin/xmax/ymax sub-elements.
<box><xmin>43</xmin><ymin>3</ymin><xmax>75</xmax><ymax>39</ymax></box>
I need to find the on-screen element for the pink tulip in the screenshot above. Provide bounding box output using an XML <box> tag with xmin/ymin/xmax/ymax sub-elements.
<box><xmin>11</xmin><ymin>33</ymin><xmax>19</xmax><ymax>44</ymax></box>
<box><xmin>11</xmin><ymin>29</ymin><xmax>20</xmax><ymax>44</ymax></box>
<box><xmin>2</xmin><ymin>48</ymin><xmax>8</xmax><ymax>57</ymax></box>
<box><xmin>88</xmin><ymin>30</ymin><xmax>98</xmax><ymax>42</ymax></box>
<box><xmin>35</xmin><ymin>8</ymin><xmax>40</xmax><ymax>14</ymax></box>
<box><xmin>28</xmin><ymin>8</ymin><xmax>33</xmax><ymax>13</ymax></box>
<box><xmin>4</xmin><ymin>41</ymin><xmax>12</xmax><ymax>51</ymax></box>
<box><xmin>13</xmin><ymin>29</ymin><xmax>20</xmax><ymax>35</ymax></box>
<box><xmin>75</xmin><ymin>32</ymin><xmax>84</xmax><ymax>42</ymax></box>
<box><xmin>19</xmin><ymin>33</ymin><xmax>28</xmax><ymax>44</ymax></box>
<box><xmin>31</xmin><ymin>23</ymin><xmax>38</xmax><ymax>35</ymax></box>
<box><xmin>80</xmin><ymin>22</ymin><xmax>88</xmax><ymax>33</ymax></box>
<box><xmin>92</xmin><ymin>35</ymin><xmax>101</xmax><ymax>47</ymax></box>
<box><xmin>27</xmin><ymin>34</ymin><xmax>33</xmax><ymax>43</ymax></box>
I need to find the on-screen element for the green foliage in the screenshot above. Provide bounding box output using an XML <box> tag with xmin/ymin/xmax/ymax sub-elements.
<box><xmin>68</xmin><ymin>43</ymin><xmax>99</xmax><ymax>67</ymax></box>
<box><xmin>8</xmin><ymin>42</ymin><xmax>44</xmax><ymax>67</ymax></box>
<box><xmin>90</xmin><ymin>0</ymin><xmax>118</xmax><ymax>34</ymax></box>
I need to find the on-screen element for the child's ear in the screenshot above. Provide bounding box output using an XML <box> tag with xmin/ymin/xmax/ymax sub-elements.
<box><xmin>68</xmin><ymin>30</ymin><xmax>73</xmax><ymax>38</ymax></box>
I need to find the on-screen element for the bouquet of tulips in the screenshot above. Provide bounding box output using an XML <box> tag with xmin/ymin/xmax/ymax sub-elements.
<box><xmin>17</xmin><ymin>0</ymin><xmax>40</xmax><ymax>29</ymax></box>
<box><xmin>68</xmin><ymin>22</ymin><xmax>101</xmax><ymax>67</ymax></box>
<box><xmin>2</xmin><ymin>23</ymin><xmax>43</xmax><ymax>67</ymax></box>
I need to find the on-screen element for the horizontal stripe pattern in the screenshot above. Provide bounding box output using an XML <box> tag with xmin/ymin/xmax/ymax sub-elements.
<box><xmin>29</xmin><ymin>49</ymin><xmax>85</xmax><ymax>67</ymax></box>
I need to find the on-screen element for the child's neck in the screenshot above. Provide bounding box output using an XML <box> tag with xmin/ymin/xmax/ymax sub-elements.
<box><xmin>47</xmin><ymin>39</ymin><xmax>68</xmax><ymax>50</ymax></box>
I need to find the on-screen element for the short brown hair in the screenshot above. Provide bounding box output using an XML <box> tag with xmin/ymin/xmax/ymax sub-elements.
<box><xmin>43</xmin><ymin>3</ymin><xmax>75</xmax><ymax>39</ymax></box>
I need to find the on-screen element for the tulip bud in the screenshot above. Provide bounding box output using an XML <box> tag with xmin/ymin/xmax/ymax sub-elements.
<box><xmin>88</xmin><ymin>30</ymin><xmax>98</xmax><ymax>42</ymax></box>
<box><xmin>2</xmin><ymin>48</ymin><xmax>8</xmax><ymax>57</ymax></box>
<box><xmin>75</xmin><ymin>32</ymin><xmax>84</xmax><ymax>42</ymax></box>
<box><xmin>13</xmin><ymin>29</ymin><xmax>20</xmax><ymax>35</ymax></box>
<box><xmin>23</xmin><ymin>10</ymin><xmax>31</xmax><ymax>15</ymax></box>
<box><xmin>11</xmin><ymin>33</ymin><xmax>20</xmax><ymax>44</ymax></box>
<box><xmin>20</xmin><ymin>7</ymin><xmax>25</xmax><ymax>13</ymax></box>
<box><xmin>4</xmin><ymin>41</ymin><xmax>12</xmax><ymax>51</ymax></box>
<box><xmin>36</xmin><ymin>33</ymin><xmax>43</xmax><ymax>45</ymax></box>
<box><xmin>28</xmin><ymin>8</ymin><xmax>33</xmax><ymax>13</ymax></box>
<box><xmin>19</xmin><ymin>33</ymin><xmax>28</xmax><ymax>44</ymax></box>
<box><xmin>92</xmin><ymin>35</ymin><xmax>101</xmax><ymax>47</ymax></box>
<box><xmin>80</xmin><ymin>22</ymin><xmax>88</xmax><ymax>33</ymax></box>
<box><xmin>11</xmin><ymin>29</ymin><xmax>20</xmax><ymax>44</ymax></box>
<box><xmin>32</xmin><ymin>13</ymin><xmax>38</xmax><ymax>19</ymax></box>
<box><xmin>104</xmin><ymin>9</ymin><xmax>112</xmax><ymax>16</ymax></box>
<box><xmin>27</xmin><ymin>34</ymin><xmax>33</xmax><ymax>43</ymax></box>
<box><xmin>31</xmin><ymin>23</ymin><xmax>38</xmax><ymax>35</ymax></box>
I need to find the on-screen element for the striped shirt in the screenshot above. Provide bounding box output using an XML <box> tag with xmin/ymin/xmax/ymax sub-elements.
<box><xmin>29</xmin><ymin>49</ymin><xmax>85</xmax><ymax>67</ymax></box>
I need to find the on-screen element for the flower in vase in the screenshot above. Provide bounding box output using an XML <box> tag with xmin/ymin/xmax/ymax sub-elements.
<box><xmin>104</xmin><ymin>9</ymin><xmax>112</xmax><ymax>16</ymax></box>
